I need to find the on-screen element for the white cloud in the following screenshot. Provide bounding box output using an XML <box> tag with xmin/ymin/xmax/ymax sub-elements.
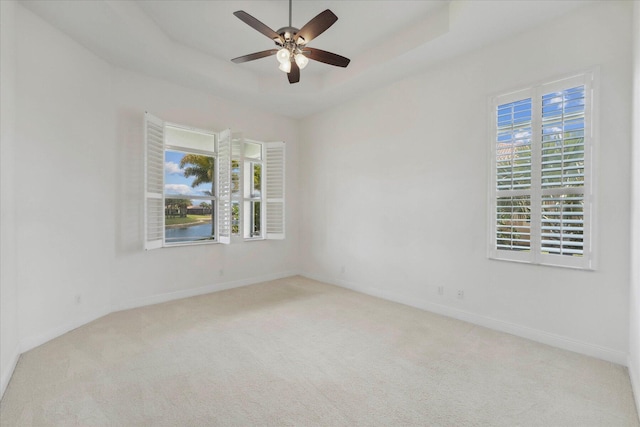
<box><xmin>165</xmin><ymin>161</ymin><xmax>184</xmax><ymax>175</ymax></box>
<box><xmin>165</xmin><ymin>184</ymin><xmax>193</xmax><ymax>195</ymax></box>
<box><xmin>514</xmin><ymin>131</ymin><xmax>531</xmax><ymax>140</ymax></box>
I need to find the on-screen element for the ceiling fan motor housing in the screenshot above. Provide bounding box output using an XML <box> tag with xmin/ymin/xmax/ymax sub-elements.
<box><xmin>276</xmin><ymin>27</ymin><xmax>299</xmax><ymax>42</ymax></box>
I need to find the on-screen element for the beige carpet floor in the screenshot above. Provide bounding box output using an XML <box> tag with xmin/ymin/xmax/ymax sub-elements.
<box><xmin>1</xmin><ymin>276</ymin><xmax>638</xmax><ymax>426</ymax></box>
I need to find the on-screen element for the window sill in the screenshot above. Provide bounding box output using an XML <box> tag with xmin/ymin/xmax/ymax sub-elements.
<box><xmin>488</xmin><ymin>254</ymin><xmax>595</xmax><ymax>271</ymax></box>
<box><xmin>244</xmin><ymin>237</ymin><xmax>265</xmax><ymax>242</ymax></box>
<box><xmin>162</xmin><ymin>240</ymin><xmax>218</xmax><ymax>248</ymax></box>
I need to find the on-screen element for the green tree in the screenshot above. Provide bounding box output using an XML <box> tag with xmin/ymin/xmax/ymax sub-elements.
<box><xmin>253</xmin><ymin>164</ymin><xmax>262</xmax><ymax>199</ymax></box>
<box><xmin>165</xmin><ymin>198</ymin><xmax>190</xmax><ymax>218</ymax></box>
<box><xmin>180</xmin><ymin>154</ymin><xmax>215</xmax><ymax>187</ymax></box>
<box><xmin>232</xmin><ymin>202</ymin><xmax>239</xmax><ymax>234</ymax></box>
<box><xmin>180</xmin><ymin>154</ymin><xmax>215</xmax><ymax>236</ymax></box>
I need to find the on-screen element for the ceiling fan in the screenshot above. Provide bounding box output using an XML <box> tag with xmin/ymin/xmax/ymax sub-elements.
<box><xmin>231</xmin><ymin>0</ymin><xmax>351</xmax><ymax>84</ymax></box>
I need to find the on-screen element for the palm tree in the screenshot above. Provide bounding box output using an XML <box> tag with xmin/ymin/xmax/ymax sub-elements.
<box><xmin>180</xmin><ymin>154</ymin><xmax>215</xmax><ymax>237</ymax></box>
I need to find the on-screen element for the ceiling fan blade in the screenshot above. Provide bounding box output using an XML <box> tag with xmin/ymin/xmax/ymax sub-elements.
<box><xmin>304</xmin><ymin>47</ymin><xmax>350</xmax><ymax>68</ymax></box>
<box><xmin>295</xmin><ymin>9</ymin><xmax>337</xmax><ymax>44</ymax></box>
<box><xmin>288</xmin><ymin>62</ymin><xmax>300</xmax><ymax>84</ymax></box>
<box><xmin>231</xmin><ymin>49</ymin><xmax>278</xmax><ymax>64</ymax></box>
<box><xmin>233</xmin><ymin>11</ymin><xmax>283</xmax><ymax>43</ymax></box>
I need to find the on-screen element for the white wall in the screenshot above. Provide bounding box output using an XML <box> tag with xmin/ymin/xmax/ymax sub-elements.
<box><xmin>629</xmin><ymin>0</ymin><xmax>640</xmax><ymax>417</ymax></box>
<box><xmin>110</xmin><ymin>68</ymin><xmax>300</xmax><ymax>309</ymax></box>
<box><xmin>14</xmin><ymin>5</ymin><xmax>116</xmax><ymax>350</ymax></box>
<box><xmin>0</xmin><ymin>0</ymin><xmax>20</xmax><ymax>398</ymax></box>
<box><xmin>300</xmin><ymin>1</ymin><xmax>633</xmax><ymax>364</ymax></box>
<box><xmin>7</xmin><ymin>2</ymin><xmax>299</xmax><ymax>370</ymax></box>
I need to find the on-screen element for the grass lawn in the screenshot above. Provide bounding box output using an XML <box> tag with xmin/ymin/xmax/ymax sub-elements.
<box><xmin>165</xmin><ymin>214</ymin><xmax>211</xmax><ymax>226</ymax></box>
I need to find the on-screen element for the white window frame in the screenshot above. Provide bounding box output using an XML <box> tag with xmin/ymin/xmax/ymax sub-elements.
<box><xmin>488</xmin><ymin>71</ymin><xmax>596</xmax><ymax>270</ymax></box>
<box><xmin>243</xmin><ymin>142</ymin><xmax>265</xmax><ymax>240</ymax></box>
<box><xmin>144</xmin><ymin>112</ymin><xmax>231</xmax><ymax>249</ymax></box>
<box><xmin>246</xmin><ymin>191</ymin><xmax>262</xmax><ymax>238</ymax></box>
<box><xmin>229</xmin><ymin>134</ymin><xmax>286</xmax><ymax>242</ymax></box>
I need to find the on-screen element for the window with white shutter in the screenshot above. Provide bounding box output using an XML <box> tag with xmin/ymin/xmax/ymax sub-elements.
<box><xmin>233</xmin><ymin>138</ymin><xmax>286</xmax><ymax>241</ymax></box>
<box><xmin>144</xmin><ymin>113</ymin><xmax>231</xmax><ymax>248</ymax></box>
<box><xmin>144</xmin><ymin>116</ymin><xmax>285</xmax><ymax>249</ymax></box>
<box><xmin>489</xmin><ymin>72</ymin><xmax>595</xmax><ymax>269</ymax></box>
<box><xmin>243</xmin><ymin>141</ymin><xmax>264</xmax><ymax>239</ymax></box>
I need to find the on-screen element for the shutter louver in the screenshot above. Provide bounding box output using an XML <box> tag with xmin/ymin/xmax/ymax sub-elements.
<box><xmin>230</xmin><ymin>133</ymin><xmax>243</xmax><ymax>236</ymax></box>
<box><xmin>495</xmin><ymin>98</ymin><xmax>533</xmax><ymax>252</ymax></box>
<box><xmin>541</xmin><ymin>86</ymin><xmax>585</xmax><ymax>189</ymax></box>
<box><xmin>265</xmin><ymin>141</ymin><xmax>285</xmax><ymax>239</ymax></box>
<box><xmin>496</xmin><ymin>99</ymin><xmax>532</xmax><ymax>191</ymax></box>
<box><xmin>496</xmin><ymin>196</ymin><xmax>531</xmax><ymax>251</ymax></box>
<box><xmin>541</xmin><ymin>194</ymin><xmax>584</xmax><ymax>256</ymax></box>
<box><xmin>231</xmin><ymin>133</ymin><xmax>243</xmax><ymax>159</ymax></box>
<box><xmin>217</xmin><ymin>129</ymin><xmax>232</xmax><ymax>244</ymax></box>
<box><xmin>539</xmin><ymin>84</ymin><xmax>586</xmax><ymax>258</ymax></box>
<box><xmin>144</xmin><ymin>112</ymin><xmax>165</xmax><ymax>250</ymax></box>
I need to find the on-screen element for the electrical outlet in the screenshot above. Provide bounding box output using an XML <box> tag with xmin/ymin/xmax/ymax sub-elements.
<box><xmin>457</xmin><ymin>290</ymin><xmax>464</xmax><ymax>300</ymax></box>
<box><xmin>75</xmin><ymin>294</ymin><xmax>82</xmax><ymax>305</ymax></box>
<box><xmin>219</xmin><ymin>269</ymin><xmax>224</xmax><ymax>276</ymax></box>
<box><xmin>437</xmin><ymin>286</ymin><xmax>444</xmax><ymax>296</ymax></box>
<box><xmin>340</xmin><ymin>265</ymin><xmax>345</xmax><ymax>274</ymax></box>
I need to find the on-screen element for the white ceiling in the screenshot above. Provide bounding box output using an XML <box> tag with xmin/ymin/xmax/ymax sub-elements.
<box><xmin>21</xmin><ymin>0</ymin><xmax>594</xmax><ymax>118</ymax></box>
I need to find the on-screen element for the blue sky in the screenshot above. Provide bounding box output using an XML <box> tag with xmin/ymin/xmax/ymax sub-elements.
<box><xmin>164</xmin><ymin>150</ymin><xmax>214</xmax><ymax>204</ymax></box>
<box><xmin>497</xmin><ymin>85</ymin><xmax>585</xmax><ymax>146</ymax></box>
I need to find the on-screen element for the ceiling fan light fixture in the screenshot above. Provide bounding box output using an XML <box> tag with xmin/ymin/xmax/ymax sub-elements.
<box><xmin>279</xmin><ymin>61</ymin><xmax>292</xmax><ymax>73</ymax></box>
<box><xmin>231</xmin><ymin>2</ymin><xmax>349</xmax><ymax>84</ymax></box>
<box><xmin>276</xmin><ymin>48</ymin><xmax>290</xmax><ymax>64</ymax></box>
<box><xmin>294</xmin><ymin>53</ymin><xmax>309</xmax><ymax>69</ymax></box>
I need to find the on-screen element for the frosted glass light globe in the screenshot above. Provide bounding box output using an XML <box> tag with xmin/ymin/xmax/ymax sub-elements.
<box><xmin>279</xmin><ymin>61</ymin><xmax>291</xmax><ymax>73</ymax></box>
<box><xmin>294</xmin><ymin>53</ymin><xmax>309</xmax><ymax>70</ymax></box>
<box><xmin>276</xmin><ymin>48</ymin><xmax>290</xmax><ymax>65</ymax></box>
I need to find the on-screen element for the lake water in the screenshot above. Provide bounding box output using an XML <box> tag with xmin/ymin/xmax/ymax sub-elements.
<box><xmin>165</xmin><ymin>222</ymin><xmax>214</xmax><ymax>244</ymax></box>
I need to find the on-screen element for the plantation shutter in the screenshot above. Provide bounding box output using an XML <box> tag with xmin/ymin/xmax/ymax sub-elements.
<box><xmin>144</xmin><ymin>112</ymin><xmax>164</xmax><ymax>250</ymax></box>
<box><xmin>231</xmin><ymin>133</ymin><xmax>243</xmax><ymax>159</ymax></box>
<box><xmin>538</xmin><ymin>74</ymin><xmax>592</xmax><ymax>269</ymax></box>
<box><xmin>490</xmin><ymin>72</ymin><xmax>593</xmax><ymax>269</ymax></box>
<box><xmin>493</xmin><ymin>92</ymin><xmax>533</xmax><ymax>262</ymax></box>
<box><xmin>217</xmin><ymin>129</ymin><xmax>232</xmax><ymax>244</ymax></box>
<box><xmin>264</xmin><ymin>141</ymin><xmax>285</xmax><ymax>240</ymax></box>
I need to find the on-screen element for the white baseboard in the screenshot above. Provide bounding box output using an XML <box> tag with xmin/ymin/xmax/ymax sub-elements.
<box><xmin>113</xmin><ymin>270</ymin><xmax>300</xmax><ymax>312</ymax></box>
<box><xmin>20</xmin><ymin>306</ymin><xmax>112</xmax><ymax>355</ymax></box>
<box><xmin>0</xmin><ymin>344</ymin><xmax>20</xmax><ymax>400</ymax></box>
<box><xmin>3</xmin><ymin>272</ymin><xmax>295</xmax><ymax>399</ymax></box>
<box><xmin>629</xmin><ymin>355</ymin><xmax>640</xmax><ymax>422</ymax></box>
<box><xmin>12</xmin><ymin>272</ymin><xmax>293</xmax><ymax>364</ymax></box>
<box><xmin>303</xmin><ymin>273</ymin><xmax>628</xmax><ymax>366</ymax></box>
<box><xmin>14</xmin><ymin>270</ymin><xmax>299</xmax><ymax>378</ymax></box>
